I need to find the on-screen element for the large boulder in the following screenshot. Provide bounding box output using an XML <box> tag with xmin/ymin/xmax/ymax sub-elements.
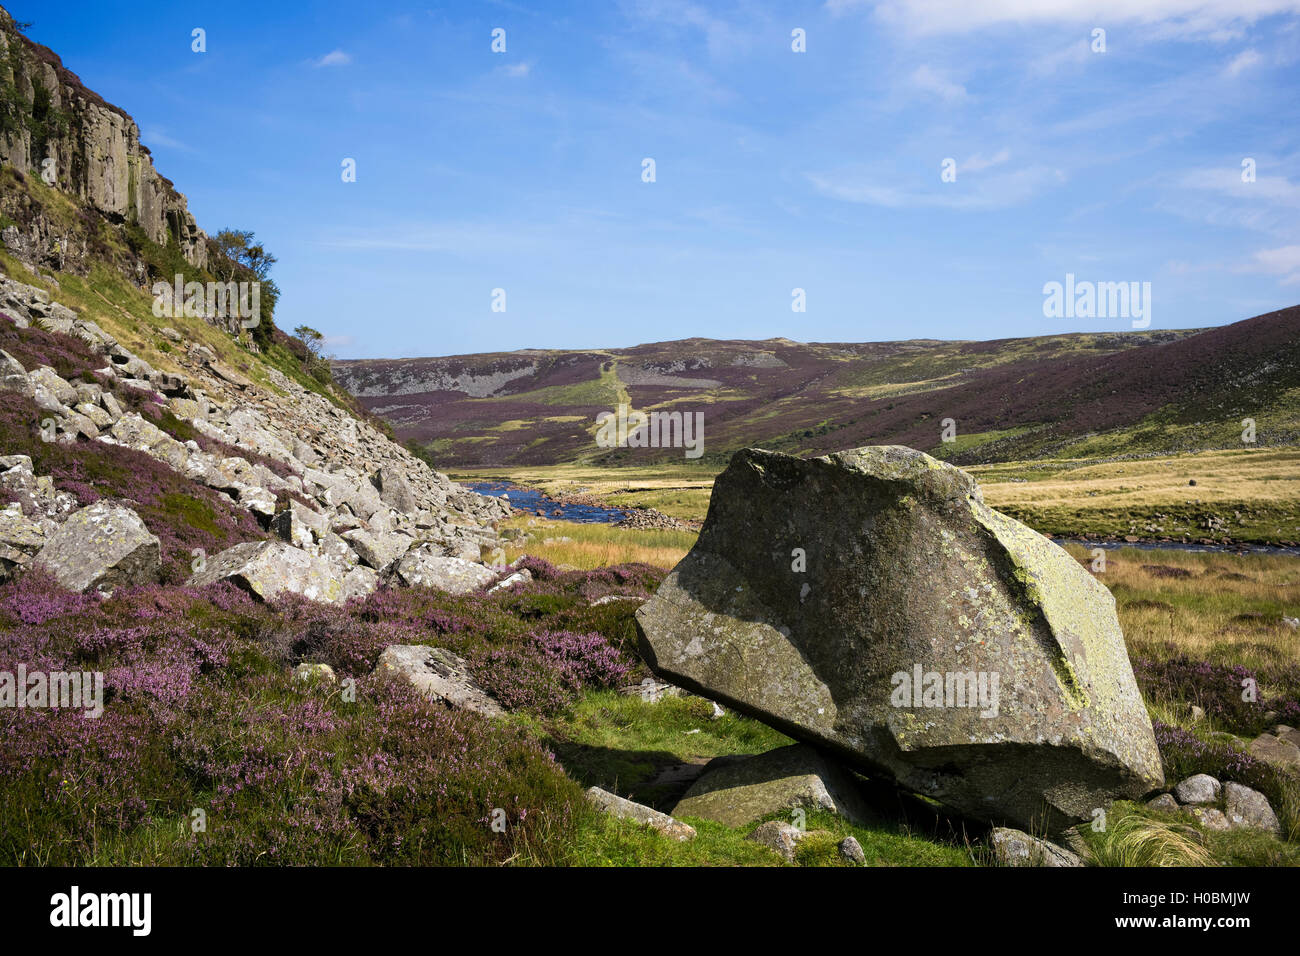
<box><xmin>187</xmin><ymin>540</ymin><xmax>345</xmax><ymax>603</ymax></box>
<box><xmin>672</xmin><ymin>744</ymin><xmax>872</xmax><ymax>827</ymax></box>
<box><xmin>32</xmin><ymin>502</ymin><xmax>160</xmax><ymax>592</ymax></box>
<box><xmin>635</xmin><ymin>446</ymin><xmax>1164</xmax><ymax>833</ymax></box>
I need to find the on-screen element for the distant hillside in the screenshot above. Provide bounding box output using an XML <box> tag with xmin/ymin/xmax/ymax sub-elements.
<box><xmin>333</xmin><ymin>308</ymin><xmax>1300</xmax><ymax>468</ymax></box>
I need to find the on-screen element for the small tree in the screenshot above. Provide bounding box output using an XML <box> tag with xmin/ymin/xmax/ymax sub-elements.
<box><xmin>294</xmin><ymin>325</ymin><xmax>325</xmax><ymax>358</ymax></box>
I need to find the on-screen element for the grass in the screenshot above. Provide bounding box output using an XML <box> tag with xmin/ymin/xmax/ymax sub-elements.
<box><xmin>504</xmin><ymin>517</ymin><xmax>696</xmax><ymax>569</ymax></box>
<box><xmin>464</xmin><ymin>446</ymin><xmax>1300</xmax><ymax>544</ymax></box>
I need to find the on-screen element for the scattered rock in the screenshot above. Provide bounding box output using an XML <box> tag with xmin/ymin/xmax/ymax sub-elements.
<box><xmin>187</xmin><ymin>541</ymin><xmax>345</xmax><ymax>603</ymax></box>
<box><xmin>386</xmin><ymin>545</ymin><xmax>496</xmax><ymax>593</ymax></box>
<box><xmin>1248</xmin><ymin>732</ymin><xmax>1300</xmax><ymax>771</ymax></box>
<box><xmin>487</xmin><ymin>568</ymin><xmax>533</xmax><ymax>592</ymax></box>
<box><xmin>837</xmin><ymin>835</ymin><xmax>865</xmax><ymax>865</ymax></box>
<box><xmin>746</xmin><ymin>820</ymin><xmax>805</xmax><ymax>862</ymax></box>
<box><xmin>1173</xmin><ymin>773</ymin><xmax>1221</xmax><ymax>806</ymax></box>
<box><xmin>672</xmin><ymin>744</ymin><xmax>872</xmax><ymax>827</ymax></box>
<box><xmin>989</xmin><ymin>827</ymin><xmax>1083</xmax><ymax>867</ymax></box>
<box><xmin>585</xmin><ymin>786</ymin><xmax>696</xmax><ymax>841</ymax></box>
<box><xmin>372</xmin><ymin>644</ymin><xmax>503</xmax><ymax>718</ymax></box>
<box><xmin>341</xmin><ymin>528</ymin><xmax>413</xmax><ymax>570</ymax></box>
<box><xmin>1145</xmin><ymin>793</ymin><xmax>1180</xmax><ymax>813</ymax></box>
<box><xmin>1222</xmin><ymin>782</ymin><xmax>1281</xmax><ymax>835</ymax></box>
<box><xmin>1189</xmin><ymin>807</ymin><xmax>1231</xmax><ymax>831</ymax></box>
<box><xmin>293</xmin><ymin>663</ymin><xmax>337</xmax><ymax>684</ymax></box>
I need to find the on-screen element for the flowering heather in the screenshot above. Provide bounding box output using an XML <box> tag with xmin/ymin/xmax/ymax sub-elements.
<box><xmin>473</xmin><ymin>630</ymin><xmax>630</xmax><ymax>714</ymax></box>
<box><xmin>1134</xmin><ymin>652</ymin><xmax>1300</xmax><ymax>736</ymax></box>
<box><xmin>0</xmin><ymin>313</ymin><xmax>103</xmax><ymax>383</ymax></box>
<box><xmin>0</xmin><ymin>573</ymin><xmax>593</xmax><ymax>865</ymax></box>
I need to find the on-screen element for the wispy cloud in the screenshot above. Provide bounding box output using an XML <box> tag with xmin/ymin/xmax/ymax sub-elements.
<box><xmin>833</xmin><ymin>0</ymin><xmax>1300</xmax><ymax>37</ymax></box>
<box><xmin>312</xmin><ymin>49</ymin><xmax>352</xmax><ymax>68</ymax></box>
<box><xmin>502</xmin><ymin>61</ymin><xmax>533</xmax><ymax>78</ymax></box>
<box><xmin>1223</xmin><ymin>48</ymin><xmax>1262</xmax><ymax>75</ymax></box>
<box><xmin>1243</xmin><ymin>244</ymin><xmax>1300</xmax><ymax>283</ymax></box>
<box><xmin>808</xmin><ymin>163</ymin><xmax>1059</xmax><ymax>210</ymax></box>
<box><xmin>909</xmin><ymin>64</ymin><xmax>966</xmax><ymax>101</ymax></box>
<box><xmin>141</xmin><ymin>127</ymin><xmax>190</xmax><ymax>151</ymax></box>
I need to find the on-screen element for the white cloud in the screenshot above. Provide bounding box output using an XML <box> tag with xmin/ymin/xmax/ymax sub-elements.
<box><xmin>1245</xmin><ymin>244</ymin><xmax>1300</xmax><ymax>283</ymax></box>
<box><xmin>909</xmin><ymin>64</ymin><xmax>966</xmax><ymax>101</ymax></box>
<box><xmin>830</xmin><ymin>0</ymin><xmax>1300</xmax><ymax>36</ymax></box>
<box><xmin>963</xmin><ymin>148</ymin><xmax>1011</xmax><ymax>172</ymax></box>
<box><xmin>807</xmin><ymin>163</ymin><xmax>1058</xmax><ymax>209</ymax></box>
<box><xmin>502</xmin><ymin>61</ymin><xmax>533</xmax><ymax>78</ymax></box>
<box><xmin>312</xmin><ymin>50</ymin><xmax>352</xmax><ymax>68</ymax></box>
<box><xmin>1223</xmin><ymin>48</ymin><xmax>1262</xmax><ymax>74</ymax></box>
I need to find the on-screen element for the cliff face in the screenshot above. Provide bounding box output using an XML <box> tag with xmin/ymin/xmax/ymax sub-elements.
<box><xmin>0</xmin><ymin>7</ymin><xmax>206</xmax><ymax>273</ymax></box>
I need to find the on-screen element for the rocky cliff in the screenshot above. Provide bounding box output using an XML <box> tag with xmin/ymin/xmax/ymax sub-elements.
<box><xmin>0</xmin><ymin>6</ymin><xmax>206</xmax><ymax>277</ymax></box>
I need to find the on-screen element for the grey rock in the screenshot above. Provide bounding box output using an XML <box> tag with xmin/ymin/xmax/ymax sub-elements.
<box><xmin>1222</xmin><ymin>782</ymin><xmax>1281</xmax><ymax>835</ymax></box>
<box><xmin>1173</xmin><ymin>773</ymin><xmax>1221</xmax><ymax>806</ymax></box>
<box><xmin>837</xmin><ymin>835</ymin><xmax>866</xmax><ymax>865</ymax></box>
<box><xmin>372</xmin><ymin>644</ymin><xmax>503</xmax><ymax>717</ymax></box>
<box><xmin>1248</xmin><ymin>732</ymin><xmax>1300</xmax><ymax>771</ymax></box>
<box><xmin>989</xmin><ymin>828</ymin><xmax>1083</xmax><ymax>867</ymax></box>
<box><xmin>187</xmin><ymin>541</ymin><xmax>345</xmax><ymax>603</ymax></box>
<box><xmin>487</xmin><ymin>568</ymin><xmax>533</xmax><ymax>592</ymax></box>
<box><xmin>33</xmin><ymin>502</ymin><xmax>160</xmax><ymax>593</ymax></box>
<box><xmin>387</xmin><ymin>544</ymin><xmax>496</xmax><ymax>594</ymax></box>
<box><xmin>341</xmin><ymin>528</ymin><xmax>413</xmax><ymax>570</ymax></box>
<box><xmin>635</xmin><ymin>445</ymin><xmax>1163</xmax><ymax>834</ymax></box>
<box><xmin>1189</xmin><ymin>807</ymin><xmax>1231</xmax><ymax>831</ymax></box>
<box><xmin>1145</xmin><ymin>793</ymin><xmax>1180</xmax><ymax>813</ymax></box>
<box><xmin>372</xmin><ymin>464</ymin><xmax>417</xmax><ymax>513</ymax></box>
<box><xmin>746</xmin><ymin>820</ymin><xmax>804</xmax><ymax>861</ymax></box>
<box><xmin>672</xmin><ymin>744</ymin><xmax>872</xmax><ymax>827</ymax></box>
<box><xmin>585</xmin><ymin>787</ymin><xmax>696</xmax><ymax>842</ymax></box>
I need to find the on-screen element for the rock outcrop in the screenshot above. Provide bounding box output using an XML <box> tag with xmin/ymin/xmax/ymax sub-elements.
<box><xmin>0</xmin><ymin>10</ymin><xmax>208</xmax><ymax>276</ymax></box>
<box><xmin>635</xmin><ymin>445</ymin><xmax>1164</xmax><ymax>833</ymax></box>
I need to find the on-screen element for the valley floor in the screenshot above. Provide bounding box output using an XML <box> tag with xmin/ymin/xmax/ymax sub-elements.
<box><xmin>454</xmin><ymin>445</ymin><xmax>1300</xmax><ymax>547</ymax></box>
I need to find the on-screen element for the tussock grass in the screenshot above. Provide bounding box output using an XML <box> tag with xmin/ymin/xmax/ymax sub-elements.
<box><xmin>1081</xmin><ymin>805</ymin><xmax>1215</xmax><ymax>867</ymax></box>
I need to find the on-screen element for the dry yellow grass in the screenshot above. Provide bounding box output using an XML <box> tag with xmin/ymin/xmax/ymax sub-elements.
<box><xmin>503</xmin><ymin>518</ymin><xmax>695</xmax><ymax>570</ymax></box>
<box><xmin>977</xmin><ymin>447</ymin><xmax>1300</xmax><ymax>515</ymax></box>
<box><xmin>1060</xmin><ymin>543</ymin><xmax>1300</xmax><ymax>679</ymax></box>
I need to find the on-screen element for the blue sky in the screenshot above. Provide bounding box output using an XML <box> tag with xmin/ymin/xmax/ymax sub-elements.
<box><xmin>14</xmin><ymin>1</ymin><xmax>1300</xmax><ymax>358</ymax></box>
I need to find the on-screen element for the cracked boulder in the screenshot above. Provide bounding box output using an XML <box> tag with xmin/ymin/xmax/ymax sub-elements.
<box><xmin>635</xmin><ymin>445</ymin><xmax>1163</xmax><ymax>834</ymax></box>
